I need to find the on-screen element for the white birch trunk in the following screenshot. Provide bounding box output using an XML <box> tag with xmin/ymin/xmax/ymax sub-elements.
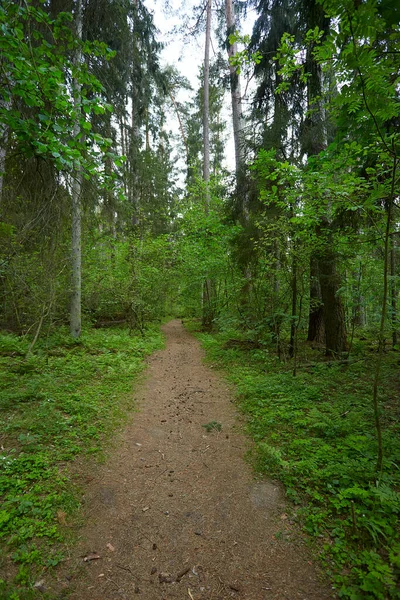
<box><xmin>70</xmin><ymin>0</ymin><xmax>83</xmax><ymax>338</ymax></box>
<box><xmin>225</xmin><ymin>0</ymin><xmax>248</xmax><ymax>222</ymax></box>
<box><xmin>225</xmin><ymin>0</ymin><xmax>244</xmax><ymax>172</ymax></box>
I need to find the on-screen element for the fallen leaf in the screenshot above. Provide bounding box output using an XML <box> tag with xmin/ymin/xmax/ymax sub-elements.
<box><xmin>98</xmin><ymin>573</ymin><xmax>105</xmax><ymax>578</ymax></box>
<box><xmin>106</xmin><ymin>543</ymin><xmax>115</xmax><ymax>552</ymax></box>
<box><xmin>83</xmin><ymin>553</ymin><xmax>101</xmax><ymax>562</ymax></box>
<box><xmin>142</xmin><ymin>506</ymin><xmax>150</xmax><ymax>512</ymax></box>
<box><xmin>280</xmin><ymin>513</ymin><xmax>288</xmax><ymax>520</ymax></box>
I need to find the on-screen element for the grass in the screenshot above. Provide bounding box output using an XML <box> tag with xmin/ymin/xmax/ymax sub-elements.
<box><xmin>0</xmin><ymin>325</ymin><xmax>164</xmax><ymax>599</ymax></box>
<box><xmin>190</xmin><ymin>325</ymin><xmax>400</xmax><ymax>600</ymax></box>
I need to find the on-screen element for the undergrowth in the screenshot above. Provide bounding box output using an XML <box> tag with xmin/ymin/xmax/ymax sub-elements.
<box><xmin>0</xmin><ymin>325</ymin><xmax>163</xmax><ymax>599</ymax></box>
<box><xmin>192</xmin><ymin>325</ymin><xmax>400</xmax><ymax>600</ymax></box>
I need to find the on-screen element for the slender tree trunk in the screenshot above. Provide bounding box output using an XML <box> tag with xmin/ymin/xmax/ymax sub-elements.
<box><xmin>225</xmin><ymin>0</ymin><xmax>252</xmax><ymax>315</ymax></box>
<box><xmin>225</xmin><ymin>0</ymin><xmax>246</xmax><ymax>215</ymax></box>
<box><xmin>372</xmin><ymin>155</ymin><xmax>397</xmax><ymax>473</ymax></box>
<box><xmin>390</xmin><ymin>238</ymin><xmax>397</xmax><ymax>348</ymax></box>
<box><xmin>129</xmin><ymin>87</ymin><xmax>141</xmax><ymax>227</ymax></box>
<box><xmin>70</xmin><ymin>0</ymin><xmax>83</xmax><ymax>338</ymax></box>
<box><xmin>203</xmin><ymin>0</ymin><xmax>211</xmax><ymax>206</ymax></box>
<box><xmin>169</xmin><ymin>89</ymin><xmax>189</xmax><ymax>160</ymax></box>
<box><xmin>0</xmin><ymin>98</ymin><xmax>11</xmax><ymax>204</ymax></box>
<box><xmin>120</xmin><ymin>117</ymin><xmax>128</xmax><ymax>197</ymax></box>
<box><xmin>145</xmin><ymin>108</ymin><xmax>150</xmax><ymax>152</ymax></box>
<box><xmin>0</xmin><ymin>144</ymin><xmax>6</xmax><ymax>203</ymax></box>
<box><xmin>289</xmin><ymin>249</ymin><xmax>297</xmax><ymax>358</ymax></box>
<box><xmin>202</xmin><ymin>0</ymin><xmax>213</xmax><ymax>330</ymax></box>
<box><xmin>352</xmin><ymin>261</ymin><xmax>365</xmax><ymax>327</ymax></box>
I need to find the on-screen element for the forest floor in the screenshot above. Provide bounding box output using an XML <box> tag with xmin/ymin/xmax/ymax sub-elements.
<box><xmin>52</xmin><ymin>319</ymin><xmax>334</xmax><ymax>600</ymax></box>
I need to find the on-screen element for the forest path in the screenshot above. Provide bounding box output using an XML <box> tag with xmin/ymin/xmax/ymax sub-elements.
<box><xmin>58</xmin><ymin>320</ymin><xmax>333</xmax><ymax>600</ymax></box>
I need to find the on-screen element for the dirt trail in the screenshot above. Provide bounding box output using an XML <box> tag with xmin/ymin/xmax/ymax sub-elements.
<box><xmin>58</xmin><ymin>320</ymin><xmax>334</xmax><ymax>599</ymax></box>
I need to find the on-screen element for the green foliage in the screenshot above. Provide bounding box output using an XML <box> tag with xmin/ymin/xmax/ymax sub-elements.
<box><xmin>228</xmin><ymin>32</ymin><xmax>262</xmax><ymax>74</ymax></box>
<box><xmin>0</xmin><ymin>326</ymin><xmax>163</xmax><ymax>595</ymax></box>
<box><xmin>83</xmin><ymin>233</ymin><xmax>178</xmax><ymax>328</ymax></box>
<box><xmin>0</xmin><ymin>1</ymin><xmax>118</xmax><ymax>178</ymax></box>
<box><xmin>202</xmin><ymin>420</ymin><xmax>222</xmax><ymax>432</ymax></box>
<box><xmin>175</xmin><ymin>176</ymin><xmax>241</xmax><ymax>324</ymax></box>
<box><xmin>195</xmin><ymin>329</ymin><xmax>400</xmax><ymax>599</ymax></box>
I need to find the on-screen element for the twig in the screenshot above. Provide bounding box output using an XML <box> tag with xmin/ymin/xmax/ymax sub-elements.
<box><xmin>116</xmin><ymin>563</ymin><xmax>135</xmax><ymax>577</ymax></box>
<box><xmin>177</xmin><ymin>566</ymin><xmax>191</xmax><ymax>580</ymax></box>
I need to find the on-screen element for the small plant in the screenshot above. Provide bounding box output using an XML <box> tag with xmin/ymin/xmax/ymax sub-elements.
<box><xmin>202</xmin><ymin>420</ymin><xmax>222</xmax><ymax>432</ymax></box>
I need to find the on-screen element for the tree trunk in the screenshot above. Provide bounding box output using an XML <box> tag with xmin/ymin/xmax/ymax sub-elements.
<box><xmin>225</xmin><ymin>0</ymin><xmax>246</xmax><ymax>214</ymax></box>
<box><xmin>225</xmin><ymin>0</ymin><xmax>252</xmax><ymax>313</ymax></box>
<box><xmin>352</xmin><ymin>262</ymin><xmax>366</xmax><ymax>327</ymax></box>
<box><xmin>169</xmin><ymin>89</ymin><xmax>189</xmax><ymax>160</ymax></box>
<box><xmin>307</xmin><ymin>256</ymin><xmax>325</xmax><ymax>343</ymax></box>
<box><xmin>203</xmin><ymin>0</ymin><xmax>211</xmax><ymax>206</ymax></box>
<box><xmin>70</xmin><ymin>0</ymin><xmax>83</xmax><ymax>339</ymax></box>
<box><xmin>0</xmin><ymin>143</ymin><xmax>6</xmax><ymax>204</ymax></box>
<box><xmin>317</xmin><ymin>230</ymin><xmax>347</xmax><ymax>356</ymax></box>
<box><xmin>289</xmin><ymin>249</ymin><xmax>297</xmax><ymax>358</ymax></box>
<box><xmin>390</xmin><ymin>238</ymin><xmax>397</xmax><ymax>348</ymax></box>
<box><xmin>0</xmin><ymin>96</ymin><xmax>11</xmax><ymax>204</ymax></box>
<box><xmin>202</xmin><ymin>0</ymin><xmax>213</xmax><ymax>330</ymax></box>
<box><xmin>303</xmin><ymin>0</ymin><xmax>332</xmax><ymax>349</ymax></box>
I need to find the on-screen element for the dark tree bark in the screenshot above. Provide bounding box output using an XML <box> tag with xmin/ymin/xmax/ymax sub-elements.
<box><xmin>317</xmin><ymin>226</ymin><xmax>348</xmax><ymax>356</ymax></box>
<box><xmin>307</xmin><ymin>257</ymin><xmax>325</xmax><ymax>343</ymax></box>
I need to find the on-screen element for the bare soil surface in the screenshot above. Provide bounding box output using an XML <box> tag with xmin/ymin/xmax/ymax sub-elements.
<box><xmin>56</xmin><ymin>320</ymin><xmax>334</xmax><ymax>600</ymax></box>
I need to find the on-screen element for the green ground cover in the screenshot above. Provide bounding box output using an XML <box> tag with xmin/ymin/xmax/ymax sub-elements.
<box><xmin>194</xmin><ymin>327</ymin><xmax>400</xmax><ymax>600</ymax></box>
<box><xmin>0</xmin><ymin>326</ymin><xmax>164</xmax><ymax>599</ymax></box>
